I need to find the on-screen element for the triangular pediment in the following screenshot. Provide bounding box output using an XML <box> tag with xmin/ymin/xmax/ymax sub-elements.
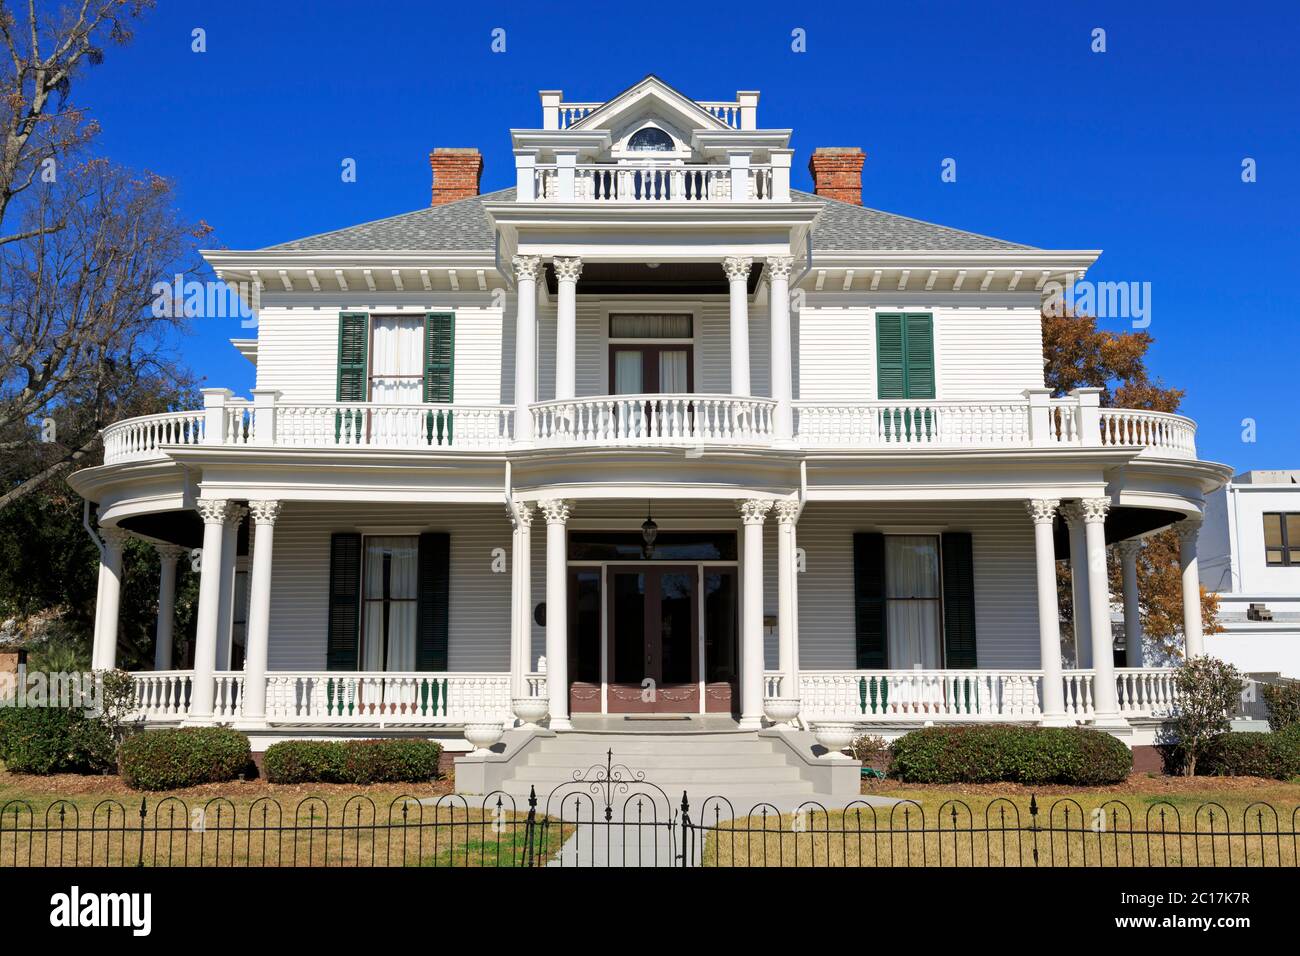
<box><xmin>569</xmin><ymin>74</ymin><xmax>731</xmax><ymax>133</ymax></box>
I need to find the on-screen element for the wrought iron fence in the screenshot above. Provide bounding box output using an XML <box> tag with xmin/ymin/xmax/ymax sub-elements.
<box><xmin>2</xmin><ymin>750</ymin><xmax>1298</xmax><ymax>867</ymax></box>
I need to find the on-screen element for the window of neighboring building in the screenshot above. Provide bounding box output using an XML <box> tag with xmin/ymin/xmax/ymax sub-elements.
<box><xmin>361</xmin><ymin>535</ymin><xmax>419</xmax><ymax>670</ymax></box>
<box><xmin>627</xmin><ymin>126</ymin><xmax>674</xmax><ymax>152</ymax></box>
<box><xmin>608</xmin><ymin>313</ymin><xmax>694</xmax><ymax>394</ymax></box>
<box><xmin>1264</xmin><ymin>513</ymin><xmax>1300</xmax><ymax>566</ymax></box>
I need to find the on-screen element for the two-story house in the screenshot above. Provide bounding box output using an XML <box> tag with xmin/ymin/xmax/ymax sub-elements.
<box><xmin>70</xmin><ymin>77</ymin><xmax>1229</xmax><ymax>786</ymax></box>
<box><xmin>1201</xmin><ymin>470</ymin><xmax>1300</xmax><ymax>678</ymax></box>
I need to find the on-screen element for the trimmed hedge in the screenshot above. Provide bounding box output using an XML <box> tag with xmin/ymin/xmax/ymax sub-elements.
<box><xmin>0</xmin><ymin>707</ymin><xmax>115</xmax><ymax>775</ymax></box>
<box><xmin>887</xmin><ymin>725</ymin><xmax>1132</xmax><ymax>785</ymax></box>
<box><xmin>1262</xmin><ymin>683</ymin><xmax>1300</xmax><ymax>733</ymax></box>
<box><xmin>1198</xmin><ymin>728</ymin><xmax>1300</xmax><ymax>780</ymax></box>
<box><xmin>119</xmin><ymin>728</ymin><xmax>252</xmax><ymax>791</ymax></box>
<box><xmin>263</xmin><ymin>739</ymin><xmax>442</xmax><ymax>785</ymax></box>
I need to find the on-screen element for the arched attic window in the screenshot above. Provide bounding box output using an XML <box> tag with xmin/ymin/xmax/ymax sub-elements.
<box><xmin>627</xmin><ymin>126</ymin><xmax>675</xmax><ymax>152</ymax></box>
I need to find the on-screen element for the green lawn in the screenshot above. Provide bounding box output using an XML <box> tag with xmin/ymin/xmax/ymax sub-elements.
<box><xmin>702</xmin><ymin>783</ymin><xmax>1300</xmax><ymax>867</ymax></box>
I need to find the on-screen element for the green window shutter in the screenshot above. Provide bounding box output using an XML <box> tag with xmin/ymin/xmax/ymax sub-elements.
<box><xmin>875</xmin><ymin>314</ymin><xmax>905</xmax><ymax>400</ymax></box>
<box><xmin>336</xmin><ymin>313</ymin><xmax>369</xmax><ymax>401</ymax></box>
<box><xmin>876</xmin><ymin>312</ymin><xmax>935</xmax><ymax>400</ymax></box>
<box><xmin>326</xmin><ymin>532</ymin><xmax>362</xmax><ymax>670</ymax></box>
<box><xmin>940</xmin><ymin>531</ymin><xmax>977</xmax><ymax>668</ymax></box>
<box><xmin>853</xmin><ymin>532</ymin><xmax>888</xmax><ymax>668</ymax></box>
<box><xmin>416</xmin><ymin>532</ymin><xmax>451</xmax><ymax>671</ymax></box>
<box><xmin>903</xmin><ymin>313</ymin><xmax>935</xmax><ymax>399</ymax></box>
<box><xmin>423</xmin><ymin>312</ymin><xmax>454</xmax><ymax>403</ymax></box>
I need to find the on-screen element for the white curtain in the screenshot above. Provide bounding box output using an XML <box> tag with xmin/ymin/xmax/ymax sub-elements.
<box><xmin>614</xmin><ymin>350</ymin><xmax>643</xmax><ymax>394</ymax></box>
<box><xmin>369</xmin><ymin>317</ymin><xmax>423</xmax><ymax>404</ymax></box>
<box><xmin>361</xmin><ymin>536</ymin><xmax>419</xmax><ymax>671</ymax></box>
<box><xmin>659</xmin><ymin>350</ymin><xmax>688</xmax><ymax>392</ymax></box>
<box><xmin>885</xmin><ymin>536</ymin><xmax>942</xmax><ymax>669</ymax></box>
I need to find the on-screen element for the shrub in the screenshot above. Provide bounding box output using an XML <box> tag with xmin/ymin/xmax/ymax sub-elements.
<box><xmin>1262</xmin><ymin>682</ymin><xmax>1300</xmax><ymax>733</ymax></box>
<box><xmin>118</xmin><ymin>728</ymin><xmax>251</xmax><ymax>790</ymax></box>
<box><xmin>850</xmin><ymin>734</ymin><xmax>889</xmax><ymax>768</ymax></box>
<box><xmin>0</xmin><ymin>707</ymin><xmax>115</xmax><ymax>775</ymax></box>
<box><xmin>263</xmin><ymin>739</ymin><xmax>441</xmax><ymax>785</ymax></box>
<box><xmin>1198</xmin><ymin>729</ymin><xmax>1300</xmax><ymax>780</ymax></box>
<box><xmin>1172</xmin><ymin>656</ymin><xmax>1245</xmax><ymax>776</ymax></box>
<box><xmin>887</xmin><ymin>725</ymin><xmax>1132</xmax><ymax>785</ymax></box>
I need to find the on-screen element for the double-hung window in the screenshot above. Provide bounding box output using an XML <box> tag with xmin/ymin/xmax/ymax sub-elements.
<box><xmin>608</xmin><ymin>313</ymin><xmax>694</xmax><ymax>395</ymax></box>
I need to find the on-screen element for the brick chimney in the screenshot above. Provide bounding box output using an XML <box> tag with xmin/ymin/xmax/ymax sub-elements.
<box><xmin>808</xmin><ymin>147</ymin><xmax>865</xmax><ymax>205</ymax></box>
<box><xmin>429</xmin><ymin>148</ymin><xmax>483</xmax><ymax>205</ymax></box>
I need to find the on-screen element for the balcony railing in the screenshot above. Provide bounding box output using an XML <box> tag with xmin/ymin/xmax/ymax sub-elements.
<box><xmin>99</xmin><ymin>392</ymin><xmax>1199</xmax><ymax>463</ymax></box>
<box><xmin>533</xmin><ymin>162</ymin><xmax>774</xmax><ymax>203</ymax></box>
<box><xmin>782</xmin><ymin>667</ymin><xmax>1178</xmax><ymax>722</ymax></box>
<box><xmin>533</xmin><ymin>394</ymin><xmax>776</xmax><ymax>447</ymax></box>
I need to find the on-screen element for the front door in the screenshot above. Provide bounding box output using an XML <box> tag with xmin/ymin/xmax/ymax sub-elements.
<box><xmin>606</xmin><ymin>565</ymin><xmax>699</xmax><ymax>713</ymax></box>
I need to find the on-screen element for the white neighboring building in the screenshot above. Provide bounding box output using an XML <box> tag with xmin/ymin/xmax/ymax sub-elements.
<box><xmin>1201</xmin><ymin>470</ymin><xmax>1300</xmax><ymax>678</ymax></box>
<box><xmin>69</xmin><ymin>76</ymin><xmax>1230</xmax><ymax>766</ymax></box>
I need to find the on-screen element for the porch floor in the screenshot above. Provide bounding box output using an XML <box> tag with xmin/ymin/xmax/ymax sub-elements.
<box><xmin>566</xmin><ymin>714</ymin><xmax>744</xmax><ymax>734</ymax></box>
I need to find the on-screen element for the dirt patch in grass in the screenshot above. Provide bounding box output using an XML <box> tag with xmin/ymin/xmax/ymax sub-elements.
<box><xmin>0</xmin><ymin>768</ymin><xmax>456</xmax><ymax>803</ymax></box>
<box><xmin>862</xmin><ymin>771</ymin><xmax>1300</xmax><ymax>799</ymax></box>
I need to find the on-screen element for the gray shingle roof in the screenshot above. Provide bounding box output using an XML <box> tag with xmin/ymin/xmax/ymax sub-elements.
<box><xmin>790</xmin><ymin>189</ymin><xmax>1033</xmax><ymax>251</ymax></box>
<box><xmin>265</xmin><ymin>188</ymin><xmax>512</xmax><ymax>251</ymax></box>
<box><xmin>264</xmin><ymin>186</ymin><xmax>1032</xmax><ymax>253</ymax></box>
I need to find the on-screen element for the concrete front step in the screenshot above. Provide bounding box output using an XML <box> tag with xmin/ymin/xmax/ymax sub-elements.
<box><xmin>523</xmin><ymin>750</ymin><xmax>791</xmax><ymax>768</ymax></box>
<box><xmin>516</xmin><ymin>764</ymin><xmax>806</xmax><ymax>783</ymax></box>
<box><xmin>533</xmin><ymin>738</ymin><xmax>776</xmax><ymax>756</ymax></box>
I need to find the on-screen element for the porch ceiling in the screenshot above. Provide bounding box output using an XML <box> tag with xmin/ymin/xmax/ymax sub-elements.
<box><xmin>1050</xmin><ymin>504</ymin><xmax>1185</xmax><ymax>560</ymax></box>
<box><xmin>542</xmin><ymin>260</ymin><xmax>762</xmax><ymax>295</ymax></box>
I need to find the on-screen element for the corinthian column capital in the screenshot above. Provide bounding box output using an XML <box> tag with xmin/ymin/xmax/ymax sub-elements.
<box><xmin>248</xmin><ymin>500</ymin><xmax>282</xmax><ymax>525</ymax></box>
<box><xmin>737</xmin><ymin>499</ymin><xmax>773</xmax><ymax>525</ymax></box>
<box><xmin>196</xmin><ymin>498</ymin><xmax>231</xmax><ymax>525</ymax></box>
<box><xmin>723</xmin><ymin>256</ymin><xmax>753</xmax><ymax>282</ymax></box>
<box><xmin>553</xmin><ymin>256</ymin><xmax>583</xmax><ymax>283</ymax></box>
<box><xmin>1025</xmin><ymin>498</ymin><xmax>1061</xmax><ymax>525</ymax></box>
<box><xmin>538</xmin><ymin>498</ymin><xmax>572</xmax><ymax>525</ymax></box>
<box><xmin>512</xmin><ymin>255</ymin><xmax>543</xmax><ymax>283</ymax></box>
<box><xmin>1080</xmin><ymin>497</ymin><xmax>1111</xmax><ymax>524</ymax></box>
<box><xmin>1176</xmin><ymin>516</ymin><xmax>1202</xmax><ymax>543</ymax></box>
<box><xmin>765</xmin><ymin>255</ymin><xmax>795</xmax><ymax>281</ymax></box>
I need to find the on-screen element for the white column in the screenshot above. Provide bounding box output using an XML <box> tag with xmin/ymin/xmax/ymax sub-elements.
<box><xmin>767</xmin><ymin>255</ymin><xmax>795</xmax><ymax>443</ymax></box>
<box><xmin>153</xmin><ymin>544</ymin><xmax>185</xmax><ymax>671</ymax></box>
<box><xmin>723</xmin><ymin>256</ymin><xmax>753</xmax><ymax>396</ymax></box>
<box><xmin>512</xmin><ymin>255</ymin><xmax>542</xmax><ymax>443</ymax></box>
<box><xmin>1178</xmin><ymin>518</ymin><xmax>1205</xmax><ymax>658</ymax></box>
<box><xmin>540</xmin><ymin>499</ymin><xmax>572</xmax><ymax>730</ymax></box>
<box><xmin>91</xmin><ymin>528</ymin><xmax>128</xmax><ymax>670</ymax></box>
<box><xmin>239</xmin><ymin>500</ymin><xmax>279</xmax><ymax>723</ymax></box>
<box><xmin>1060</xmin><ymin>502</ymin><xmax>1092</xmax><ymax>668</ymax></box>
<box><xmin>553</xmin><ymin>257</ymin><xmax>582</xmax><ymax>401</ymax></box>
<box><xmin>1082</xmin><ymin>498</ymin><xmax>1122</xmax><ymax>723</ymax></box>
<box><xmin>774</xmin><ymin>501</ymin><xmax>800</xmax><ymax>713</ymax></box>
<box><xmin>214</xmin><ymin>505</ymin><xmax>246</xmax><ymax>671</ymax></box>
<box><xmin>1117</xmin><ymin>539</ymin><xmax>1145</xmax><ymax>667</ymax></box>
<box><xmin>189</xmin><ymin>498</ymin><xmax>230</xmax><ymax>720</ymax></box>
<box><xmin>737</xmin><ymin>499</ymin><xmax>771</xmax><ymax>730</ymax></box>
<box><xmin>1027</xmin><ymin>500</ymin><xmax>1067</xmax><ymax>724</ymax></box>
<box><xmin>508</xmin><ymin>501</ymin><xmax>535</xmax><ymax>700</ymax></box>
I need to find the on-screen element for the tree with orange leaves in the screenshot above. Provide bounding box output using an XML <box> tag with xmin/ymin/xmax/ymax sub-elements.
<box><xmin>1043</xmin><ymin>309</ymin><xmax>1219</xmax><ymax>661</ymax></box>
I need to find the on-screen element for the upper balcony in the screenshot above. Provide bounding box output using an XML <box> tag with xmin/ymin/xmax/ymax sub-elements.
<box><xmin>99</xmin><ymin>389</ymin><xmax>1198</xmax><ymax>465</ymax></box>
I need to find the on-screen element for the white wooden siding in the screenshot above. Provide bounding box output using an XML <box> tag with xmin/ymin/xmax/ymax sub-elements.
<box><xmin>267</xmin><ymin>502</ymin><xmax>512</xmax><ymax>671</ymax></box>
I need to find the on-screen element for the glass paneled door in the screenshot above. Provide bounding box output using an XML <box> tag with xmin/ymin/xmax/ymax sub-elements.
<box><xmin>605</xmin><ymin>566</ymin><xmax>700</xmax><ymax>713</ymax></box>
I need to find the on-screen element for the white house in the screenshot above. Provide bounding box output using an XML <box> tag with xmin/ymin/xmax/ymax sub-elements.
<box><xmin>69</xmin><ymin>77</ymin><xmax>1230</xmax><ymax>788</ymax></box>
<box><xmin>1201</xmin><ymin>470</ymin><xmax>1300</xmax><ymax>678</ymax></box>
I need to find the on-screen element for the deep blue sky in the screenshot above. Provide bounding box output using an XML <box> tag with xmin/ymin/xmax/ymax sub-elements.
<box><xmin>78</xmin><ymin>0</ymin><xmax>1298</xmax><ymax>469</ymax></box>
